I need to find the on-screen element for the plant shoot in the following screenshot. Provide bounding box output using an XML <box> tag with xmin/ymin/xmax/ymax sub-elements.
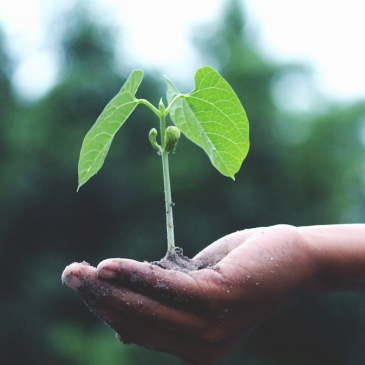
<box><xmin>77</xmin><ymin>66</ymin><xmax>249</xmax><ymax>256</ymax></box>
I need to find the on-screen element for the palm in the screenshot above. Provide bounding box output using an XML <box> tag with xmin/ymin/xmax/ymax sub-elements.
<box><xmin>62</xmin><ymin>225</ymin><xmax>311</xmax><ymax>364</ymax></box>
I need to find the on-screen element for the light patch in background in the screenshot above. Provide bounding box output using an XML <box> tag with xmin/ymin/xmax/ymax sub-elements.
<box><xmin>0</xmin><ymin>0</ymin><xmax>76</xmax><ymax>100</ymax></box>
<box><xmin>12</xmin><ymin>51</ymin><xmax>58</xmax><ymax>100</ymax></box>
<box><xmin>100</xmin><ymin>0</ymin><xmax>223</xmax><ymax>86</ymax></box>
<box><xmin>271</xmin><ymin>72</ymin><xmax>325</xmax><ymax>113</ymax></box>
<box><xmin>245</xmin><ymin>0</ymin><xmax>365</xmax><ymax>101</ymax></box>
<box><xmin>0</xmin><ymin>0</ymin><xmax>364</xmax><ymax>102</ymax></box>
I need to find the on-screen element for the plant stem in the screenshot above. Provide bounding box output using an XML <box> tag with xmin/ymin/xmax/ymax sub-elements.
<box><xmin>159</xmin><ymin>110</ymin><xmax>175</xmax><ymax>255</ymax></box>
<box><xmin>138</xmin><ymin>99</ymin><xmax>160</xmax><ymax>116</ymax></box>
<box><xmin>165</xmin><ymin>94</ymin><xmax>185</xmax><ymax>114</ymax></box>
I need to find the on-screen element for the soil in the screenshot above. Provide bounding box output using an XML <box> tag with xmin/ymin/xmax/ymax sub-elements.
<box><xmin>151</xmin><ymin>247</ymin><xmax>212</xmax><ymax>273</ymax></box>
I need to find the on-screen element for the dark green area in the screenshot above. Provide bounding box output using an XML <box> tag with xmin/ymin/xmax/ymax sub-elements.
<box><xmin>1</xmin><ymin>1</ymin><xmax>365</xmax><ymax>364</ymax></box>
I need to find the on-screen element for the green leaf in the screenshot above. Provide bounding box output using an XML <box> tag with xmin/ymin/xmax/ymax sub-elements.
<box><xmin>165</xmin><ymin>66</ymin><xmax>249</xmax><ymax>179</ymax></box>
<box><xmin>77</xmin><ymin>70</ymin><xmax>143</xmax><ymax>190</ymax></box>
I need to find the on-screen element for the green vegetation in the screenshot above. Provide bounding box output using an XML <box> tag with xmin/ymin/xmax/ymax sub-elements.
<box><xmin>78</xmin><ymin>66</ymin><xmax>249</xmax><ymax>254</ymax></box>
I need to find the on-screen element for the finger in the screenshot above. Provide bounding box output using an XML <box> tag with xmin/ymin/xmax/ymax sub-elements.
<box><xmin>64</xmin><ymin>262</ymin><xmax>234</xmax><ymax>342</ymax></box>
<box><xmin>84</xmin><ymin>298</ymin><xmax>238</xmax><ymax>364</ymax></box>
<box><xmin>75</xmin><ymin>279</ymin><xmax>237</xmax><ymax>364</ymax></box>
<box><xmin>62</xmin><ymin>261</ymin><xmax>96</xmax><ymax>290</ymax></box>
<box><xmin>89</xmin><ymin>270</ymin><xmax>234</xmax><ymax>342</ymax></box>
<box><xmin>63</xmin><ymin>262</ymin><xmax>241</xmax><ymax>363</ymax></box>
<box><xmin>77</xmin><ymin>288</ymin><xmax>201</xmax><ymax>364</ymax></box>
<box><xmin>62</xmin><ymin>263</ymin><xmax>202</xmax><ymax>363</ymax></box>
<box><xmin>96</xmin><ymin>258</ymin><xmax>224</xmax><ymax>306</ymax></box>
<box><xmin>193</xmin><ymin>229</ymin><xmax>258</xmax><ymax>266</ymax></box>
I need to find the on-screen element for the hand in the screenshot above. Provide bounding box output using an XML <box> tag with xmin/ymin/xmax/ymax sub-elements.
<box><xmin>62</xmin><ymin>225</ymin><xmax>315</xmax><ymax>364</ymax></box>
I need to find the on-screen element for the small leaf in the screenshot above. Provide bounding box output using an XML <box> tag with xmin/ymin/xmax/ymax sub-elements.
<box><xmin>165</xmin><ymin>66</ymin><xmax>249</xmax><ymax>179</ymax></box>
<box><xmin>78</xmin><ymin>70</ymin><xmax>143</xmax><ymax>190</ymax></box>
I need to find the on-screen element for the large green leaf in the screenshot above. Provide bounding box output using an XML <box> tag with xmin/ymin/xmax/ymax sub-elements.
<box><xmin>78</xmin><ymin>70</ymin><xmax>143</xmax><ymax>190</ymax></box>
<box><xmin>165</xmin><ymin>66</ymin><xmax>249</xmax><ymax>179</ymax></box>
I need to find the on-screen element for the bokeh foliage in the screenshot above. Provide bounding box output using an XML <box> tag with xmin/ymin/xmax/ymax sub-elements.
<box><xmin>1</xmin><ymin>1</ymin><xmax>365</xmax><ymax>364</ymax></box>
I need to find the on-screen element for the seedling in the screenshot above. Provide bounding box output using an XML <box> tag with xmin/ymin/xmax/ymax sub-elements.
<box><xmin>78</xmin><ymin>66</ymin><xmax>249</xmax><ymax>258</ymax></box>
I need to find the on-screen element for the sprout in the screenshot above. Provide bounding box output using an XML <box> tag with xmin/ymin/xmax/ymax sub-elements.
<box><xmin>78</xmin><ymin>66</ymin><xmax>249</xmax><ymax>255</ymax></box>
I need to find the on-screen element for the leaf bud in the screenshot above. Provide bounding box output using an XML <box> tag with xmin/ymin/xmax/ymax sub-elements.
<box><xmin>164</xmin><ymin>126</ymin><xmax>181</xmax><ymax>153</ymax></box>
<box><xmin>159</xmin><ymin>98</ymin><xmax>165</xmax><ymax>114</ymax></box>
<box><xmin>149</xmin><ymin>128</ymin><xmax>162</xmax><ymax>153</ymax></box>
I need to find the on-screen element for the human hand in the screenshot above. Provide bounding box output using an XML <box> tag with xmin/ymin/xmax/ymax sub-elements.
<box><xmin>62</xmin><ymin>225</ymin><xmax>316</xmax><ymax>364</ymax></box>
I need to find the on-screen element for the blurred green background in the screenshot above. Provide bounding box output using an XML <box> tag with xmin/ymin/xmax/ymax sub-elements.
<box><xmin>1</xmin><ymin>1</ymin><xmax>365</xmax><ymax>364</ymax></box>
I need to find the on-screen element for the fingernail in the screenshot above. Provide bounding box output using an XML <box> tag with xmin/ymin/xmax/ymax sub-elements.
<box><xmin>63</xmin><ymin>274</ymin><xmax>82</xmax><ymax>290</ymax></box>
<box><xmin>98</xmin><ymin>268</ymin><xmax>117</xmax><ymax>279</ymax></box>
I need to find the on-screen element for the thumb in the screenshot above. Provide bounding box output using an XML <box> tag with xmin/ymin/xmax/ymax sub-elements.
<box><xmin>193</xmin><ymin>229</ymin><xmax>258</xmax><ymax>266</ymax></box>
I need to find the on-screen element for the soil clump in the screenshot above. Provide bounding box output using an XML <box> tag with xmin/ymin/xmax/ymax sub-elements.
<box><xmin>152</xmin><ymin>247</ymin><xmax>211</xmax><ymax>273</ymax></box>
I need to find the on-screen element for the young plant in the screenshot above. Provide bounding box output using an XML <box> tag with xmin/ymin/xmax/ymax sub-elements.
<box><xmin>77</xmin><ymin>66</ymin><xmax>249</xmax><ymax>258</ymax></box>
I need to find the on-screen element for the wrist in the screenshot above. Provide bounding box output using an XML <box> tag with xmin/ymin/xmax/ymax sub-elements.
<box><xmin>297</xmin><ymin>224</ymin><xmax>365</xmax><ymax>292</ymax></box>
<box><xmin>252</xmin><ymin>225</ymin><xmax>322</xmax><ymax>298</ymax></box>
<box><xmin>296</xmin><ymin>226</ymin><xmax>329</xmax><ymax>293</ymax></box>
<box><xmin>283</xmin><ymin>225</ymin><xmax>322</xmax><ymax>295</ymax></box>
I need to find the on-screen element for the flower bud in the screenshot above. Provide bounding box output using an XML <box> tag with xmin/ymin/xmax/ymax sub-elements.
<box><xmin>164</xmin><ymin>126</ymin><xmax>181</xmax><ymax>153</ymax></box>
<box><xmin>149</xmin><ymin>128</ymin><xmax>162</xmax><ymax>153</ymax></box>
